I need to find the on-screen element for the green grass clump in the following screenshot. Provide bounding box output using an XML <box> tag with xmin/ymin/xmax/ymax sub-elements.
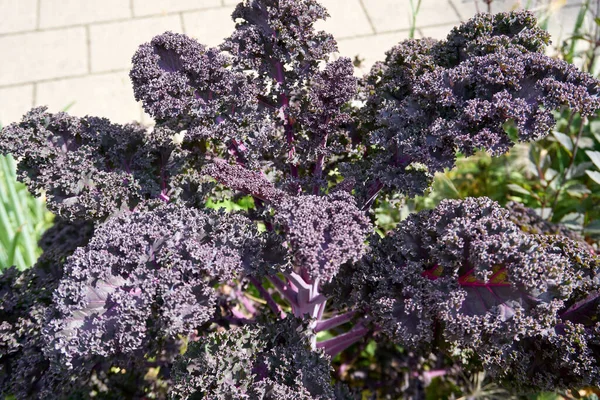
<box><xmin>0</xmin><ymin>152</ymin><xmax>53</xmax><ymax>271</ymax></box>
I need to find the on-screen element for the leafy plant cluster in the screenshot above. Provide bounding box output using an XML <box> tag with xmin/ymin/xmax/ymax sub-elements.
<box><xmin>390</xmin><ymin>0</ymin><xmax>600</xmax><ymax>246</ymax></box>
<box><xmin>1</xmin><ymin>1</ymin><xmax>600</xmax><ymax>399</ymax></box>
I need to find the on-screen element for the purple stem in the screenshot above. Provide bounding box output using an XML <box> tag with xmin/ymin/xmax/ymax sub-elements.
<box><xmin>122</xmin><ymin>159</ymin><xmax>132</xmax><ymax>174</ymax></box>
<box><xmin>300</xmin><ymin>267</ymin><xmax>312</xmax><ymax>284</ymax></box>
<box><xmin>248</xmin><ymin>275</ymin><xmax>286</xmax><ymax>319</ymax></box>
<box><xmin>325</xmin><ymin>342</ymin><xmax>359</xmax><ymax>359</ymax></box>
<box><xmin>420</xmin><ymin>369</ymin><xmax>447</xmax><ymax>383</ymax></box>
<box><xmin>316</xmin><ymin>301</ymin><xmax>326</xmax><ymax>320</ymax></box>
<box><xmin>308</xmin><ymin>294</ymin><xmax>327</xmax><ymax>305</ymax></box>
<box><xmin>267</xmin><ymin>275</ymin><xmax>298</xmax><ymax>305</ymax></box>
<box><xmin>361</xmin><ymin>179</ymin><xmax>384</xmax><ymax>211</ymax></box>
<box><xmin>317</xmin><ymin>326</ymin><xmax>370</xmax><ymax>357</ymax></box>
<box><xmin>158</xmin><ymin>192</ymin><xmax>170</xmax><ymax>202</ymax></box>
<box><xmin>315</xmin><ymin>310</ymin><xmax>357</xmax><ymax>333</ymax></box>
<box><xmin>231</xmin><ymin>307</ymin><xmax>249</xmax><ymax>320</ymax></box>
<box><xmin>236</xmin><ymin>289</ymin><xmax>257</xmax><ymax>315</ymax></box>
<box><xmin>312</xmin><ymin>129</ymin><xmax>329</xmax><ymax>194</ymax></box>
<box><xmin>273</xmin><ymin>60</ymin><xmax>298</xmax><ymax>178</ymax></box>
<box><xmin>158</xmin><ymin>152</ymin><xmax>170</xmax><ymax>202</ymax></box>
<box><xmin>286</xmin><ymin>272</ymin><xmax>326</xmax><ymax>318</ymax></box>
<box><xmin>268</xmin><ymin>272</ymin><xmax>326</xmax><ymax>319</ymax></box>
<box><xmin>287</xmin><ymin>271</ymin><xmax>312</xmax><ymax>305</ymax></box>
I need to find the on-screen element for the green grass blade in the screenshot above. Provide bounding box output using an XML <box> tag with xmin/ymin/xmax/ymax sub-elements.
<box><xmin>1</xmin><ymin>156</ymin><xmax>38</xmax><ymax>267</ymax></box>
<box><xmin>408</xmin><ymin>0</ymin><xmax>422</xmax><ymax>39</ymax></box>
<box><xmin>7</xmin><ymin>226</ymin><xmax>23</xmax><ymax>267</ymax></box>
<box><xmin>567</xmin><ymin>0</ymin><xmax>589</xmax><ymax>63</ymax></box>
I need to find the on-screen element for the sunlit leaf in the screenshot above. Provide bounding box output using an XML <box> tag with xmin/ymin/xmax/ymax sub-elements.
<box><xmin>578</xmin><ymin>137</ymin><xmax>595</xmax><ymax>149</ymax></box>
<box><xmin>552</xmin><ymin>130</ymin><xmax>573</xmax><ymax>152</ymax></box>
<box><xmin>584</xmin><ymin>220</ymin><xmax>600</xmax><ymax>236</ymax></box>
<box><xmin>545</xmin><ymin>168</ymin><xmax>559</xmax><ymax>183</ymax></box>
<box><xmin>560</xmin><ymin>212</ymin><xmax>584</xmax><ymax>230</ymax></box>
<box><xmin>507</xmin><ymin>183</ymin><xmax>532</xmax><ymax>196</ymax></box>
<box><xmin>566</xmin><ymin>183</ymin><xmax>592</xmax><ymax>197</ymax></box>
<box><xmin>589</xmin><ymin>119</ymin><xmax>600</xmax><ymax>133</ymax></box>
<box><xmin>586</xmin><ymin>150</ymin><xmax>600</xmax><ymax>170</ymax></box>
<box><xmin>436</xmin><ymin>173</ymin><xmax>461</xmax><ymax>199</ymax></box>
<box><xmin>566</xmin><ymin>161</ymin><xmax>594</xmax><ymax>179</ymax></box>
<box><xmin>586</xmin><ymin>170</ymin><xmax>600</xmax><ymax>185</ymax></box>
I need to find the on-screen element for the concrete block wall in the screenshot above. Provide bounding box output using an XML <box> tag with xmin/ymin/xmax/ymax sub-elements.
<box><xmin>0</xmin><ymin>0</ymin><xmax>586</xmax><ymax>125</ymax></box>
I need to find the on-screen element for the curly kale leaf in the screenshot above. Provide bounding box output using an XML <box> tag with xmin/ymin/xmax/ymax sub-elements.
<box><xmin>47</xmin><ymin>204</ymin><xmax>265</xmax><ymax>366</ymax></box>
<box><xmin>354</xmin><ymin>11</ymin><xmax>600</xmax><ymax>199</ymax></box>
<box><xmin>171</xmin><ymin>317</ymin><xmax>345</xmax><ymax>400</ymax></box>
<box><xmin>0</xmin><ymin>108</ymin><xmax>209</xmax><ymax>220</ymax></box>
<box><xmin>331</xmin><ymin>197</ymin><xmax>600</xmax><ymax>390</ymax></box>
<box><xmin>274</xmin><ymin>191</ymin><xmax>371</xmax><ymax>282</ymax></box>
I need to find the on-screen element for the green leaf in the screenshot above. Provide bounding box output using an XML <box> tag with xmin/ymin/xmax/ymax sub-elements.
<box><xmin>7</xmin><ymin>227</ymin><xmax>22</xmax><ymax>267</ymax></box>
<box><xmin>590</xmin><ymin>119</ymin><xmax>600</xmax><ymax>133</ymax></box>
<box><xmin>532</xmin><ymin>207</ymin><xmax>552</xmax><ymax>220</ymax></box>
<box><xmin>363</xmin><ymin>340</ymin><xmax>377</xmax><ymax>357</ymax></box>
<box><xmin>552</xmin><ymin>130</ymin><xmax>573</xmax><ymax>152</ymax></box>
<box><xmin>435</xmin><ymin>174</ymin><xmax>461</xmax><ymax>199</ymax></box>
<box><xmin>0</xmin><ymin>156</ymin><xmax>37</xmax><ymax>267</ymax></box>
<box><xmin>316</xmin><ymin>330</ymin><xmax>335</xmax><ymax>342</ymax></box>
<box><xmin>586</xmin><ymin>170</ymin><xmax>600</xmax><ymax>185</ymax></box>
<box><xmin>62</xmin><ymin>101</ymin><xmax>76</xmax><ymax>112</ymax></box>
<box><xmin>560</xmin><ymin>212</ymin><xmax>584</xmax><ymax>230</ymax></box>
<box><xmin>544</xmin><ymin>168</ymin><xmax>558</xmax><ymax>183</ymax></box>
<box><xmin>507</xmin><ymin>183</ymin><xmax>532</xmax><ymax>196</ymax></box>
<box><xmin>566</xmin><ymin>1</ymin><xmax>589</xmax><ymax>62</ymax></box>
<box><xmin>573</xmin><ymin>1</ymin><xmax>588</xmax><ymax>33</ymax></box>
<box><xmin>566</xmin><ymin>183</ymin><xmax>592</xmax><ymax>197</ymax></box>
<box><xmin>533</xmin><ymin>392</ymin><xmax>563</xmax><ymax>400</ymax></box>
<box><xmin>584</xmin><ymin>220</ymin><xmax>600</xmax><ymax>236</ymax></box>
<box><xmin>578</xmin><ymin>137</ymin><xmax>595</xmax><ymax>149</ymax></box>
<box><xmin>566</xmin><ymin>161</ymin><xmax>594</xmax><ymax>179</ymax></box>
<box><xmin>586</xmin><ymin>150</ymin><xmax>600</xmax><ymax>170</ymax></box>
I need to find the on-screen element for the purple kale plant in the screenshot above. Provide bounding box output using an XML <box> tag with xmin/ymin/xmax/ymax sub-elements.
<box><xmin>1</xmin><ymin>1</ymin><xmax>600</xmax><ymax>399</ymax></box>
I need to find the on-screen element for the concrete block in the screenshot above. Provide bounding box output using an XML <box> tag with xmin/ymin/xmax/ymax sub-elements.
<box><xmin>0</xmin><ymin>28</ymin><xmax>88</xmax><ymax>85</ymax></box>
<box><xmin>36</xmin><ymin>71</ymin><xmax>144</xmax><ymax>124</ymax></box>
<box><xmin>0</xmin><ymin>0</ymin><xmax>37</xmax><ymax>34</ymax></box>
<box><xmin>337</xmin><ymin>30</ymin><xmax>411</xmax><ymax>75</ymax></box>
<box><xmin>419</xmin><ymin>23</ymin><xmax>457</xmax><ymax>39</ymax></box>
<box><xmin>182</xmin><ymin>7</ymin><xmax>236</xmax><ymax>46</ymax></box>
<box><xmin>0</xmin><ymin>85</ymin><xmax>34</xmax><ymax>125</ymax></box>
<box><xmin>316</xmin><ymin>0</ymin><xmax>374</xmax><ymax>39</ymax></box>
<box><xmin>39</xmin><ymin>0</ymin><xmax>131</xmax><ymax>28</ymax></box>
<box><xmin>90</xmin><ymin>16</ymin><xmax>182</xmax><ymax>72</ymax></box>
<box><xmin>132</xmin><ymin>0</ymin><xmax>221</xmax><ymax>17</ymax></box>
<box><xmin>363</xmin><ymin>0</ymin><xmax>460</xmax><ymax>33</ymax></box>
